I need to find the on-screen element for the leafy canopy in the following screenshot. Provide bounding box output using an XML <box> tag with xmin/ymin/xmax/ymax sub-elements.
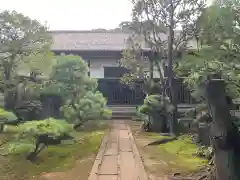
<box><xmin>0</xmin><ymin>10</ymin><xmax>52</xmax><ymax>79</ymax></box>
<box><xmin>16</xmin><ymin>118</ymin><xmax>74</xmax><ymax>138</ymax></box>
<box><xmin>42</xmin><ymin>55</ymin><xmax>97</xmax><ymax>98</ymax></box>
<box><xmin>43</xmin><ymin>55</ymin><xmax>111</xmax><ymax>125</ymax></box>
<box><xmin>175</xmin><ymin>2</ymin><xmax>240</xmax><ymax>99</ymax></box>
<box><xmin>138</xmin><ymin>95</ymin><xmax>174</xmax><ymax>115</ymax></box>
<box><xmin>61</xmin><ymin>91</ymin><xmax>112</xmax><ymax>123</ymax></box>
<box><xmin>0</xmin><ymin>108</ymin><xmax>17</xmax><ymax>123</ymax></box>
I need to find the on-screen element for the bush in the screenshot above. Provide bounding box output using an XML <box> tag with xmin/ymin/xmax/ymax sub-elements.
<box><xmin>61</xmin><ymin>91</ymin><xmax>112</xmax><ymax>126</ymax></box>
<box><xmin>2</xmin><ymin>118</ymin><xmax>75</xmax><ymax>159</ymax></box>
<box><xmin>17</xmin><ymin>118</ymin><xmax>73</xmax><ymax>138</ymax></box>
<box><xmin>44</xmin><ymin>55</ymin><xmax>111</xmax><ymax>125</ymax></box>
<box><xmin>138</xmin><ymin>95</ymin><xmax>173</xmax><ymax>132</ymax></box>
<box><xmin>135</xmin><ymin>106</ymin><xmax>148</xmax><ymax>121</ymax></box>
<box><xmin>138</xmin><ymin>95</ymin><xmax>173</xmax><ymax>115</ymax></box>
<box><xmin>0</xmin><ymin>142</ymin><xmax>35</xmax><ymax>155</ymax></box>
<box><xmin>14</xmin><ymin>100</ymin><xmax>42</xmax><ymax>121</ymax></box>
<box><xmin>0</xmin><ymin>108</ymin><xmax>18</xmax><ymax>125</ymax></box>
<box><xmin>195</xmin><ymin>146</ymin><xmax>213</xmax><ymax>161</ymax></box>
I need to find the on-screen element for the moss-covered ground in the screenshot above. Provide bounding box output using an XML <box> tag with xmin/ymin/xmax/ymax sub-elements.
<box><xmin>0</xmin><ymin>120</ymin><xmax>109</xmax><ymax>180</ymax></box>
<box><xmin>128</xmin><ymin>121</ymin><xmax>208</xmax><ymax>178</ymax></box>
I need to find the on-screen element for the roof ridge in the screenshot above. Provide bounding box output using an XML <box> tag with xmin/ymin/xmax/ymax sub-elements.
<box><xmin>48</xmin><ymin>30</ymin><xmax>131</xmax><ymax>34</ymax></box>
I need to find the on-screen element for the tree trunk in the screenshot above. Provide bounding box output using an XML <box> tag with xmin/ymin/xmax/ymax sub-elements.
<box><xmin>166</xmin><ymin>0</ymin><xmax>178</xmax><ymax>136</ymax></box>
<box><xmin>149</xmin><ymin>55</ymin><xmax>154</xmax><ymax>79</ymax></box>
<box><xmin>3</xmin><ymin>59</ymin><xmax>14</xmax><ymax>109</ymax></box>
<box><xmin>3</xmin><ymin>63</ymin><xmax>12</xmax><ymax>82</ymax></box>
<box><xmin>73</xmin><ymin>122</ymin><xmax>84</xmax><ymax>130</ymax></box>
<box><xmin>45</xmin><ymin>98</ymin><xmax>54</xmax><ymax>118</ymax></box>
<box><xmin>205</xmin><ymin>78</ymin><xmax>240</xmax><ymax>180</ymax></box>
<box><xmin>149</xmin><ymin>111</ymin><xmax>168</xmax><ymax>133</ymax></box>
<box><xmin>153</xmin><ymin>52</ymin><xmax>166</xmax><ymax>96</ymax></box>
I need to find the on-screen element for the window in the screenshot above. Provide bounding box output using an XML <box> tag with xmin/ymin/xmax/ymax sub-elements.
<box><xmin>104</xmin><ymin>67</ymin><xmax>130</xmax><ymax>78</ymax></box>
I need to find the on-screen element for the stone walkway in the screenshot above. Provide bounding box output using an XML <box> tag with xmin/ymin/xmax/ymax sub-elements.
<box><xmin>88</xmin><ymin>120</ymin><xmax>148</xmax><ymax>180</ymax></box>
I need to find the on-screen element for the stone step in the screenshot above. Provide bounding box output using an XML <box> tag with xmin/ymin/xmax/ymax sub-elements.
<box><xmin>108</xmin><ymin>106</ymin><xmax>137</xmax><ymax>111</ymax></box>
<box><xmin>109</xmin><ymin>107</ymin><xmax>137</xmax><ymax>119</ymax></box>
<box><xmin>111</xmin><ymin>111</ymin><xmax>136</xmax><ymax>120</ymax></box>
<box><xmin>108</xmin><ymin>104</ymin><xmax>196</xmax><ymax>119</ymax></box>
<box><xmin>111</xmin><ymin>115</ymin><xmax>133</xmax><ymax>120</ymax></box>
<box><xmin>178</xmin><ymin>104</ymin><xmax>197</xmax><ymax>108</ymax></box>
<box><xmin>112</xmin><ymin>112</ymin><xmax>135</xmax><ymax>116</ymax></box>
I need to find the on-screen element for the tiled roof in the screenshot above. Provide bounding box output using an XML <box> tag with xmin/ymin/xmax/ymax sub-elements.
<box><xmin>50</xmin><ymin>31</ymin><xmax>136</xmax><ymax>51</ymax></box>
<box><xmin>50</xmin><ymin>30</ymin><xmax>197</xmax><ymax>51</ymax></box>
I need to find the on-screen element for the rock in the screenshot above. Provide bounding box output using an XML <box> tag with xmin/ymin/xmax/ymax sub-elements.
<box><xmin>173</xmin><ymin>172</ymin><xmax>181</xmax><ymax>176</ymax></box>
<box><xmin>198</xmin><ymin>175</ymin><xmax>207</xmax><ymax>180</ymax></box>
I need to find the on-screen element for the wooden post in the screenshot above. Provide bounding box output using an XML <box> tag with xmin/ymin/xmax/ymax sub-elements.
<box><xmin>205</xmin><ymin>78</ymin><xmax>240</xmax><ymax>180</ymax></box>
<box><xmin>149</xmin><ymin>52</ymin><xmax>154</xmax><ymax>79</ymax></box>
<box><xmin>87</xmin><ymin>59</ymin><xmax>90</xmax><ymax>77</ymax></box>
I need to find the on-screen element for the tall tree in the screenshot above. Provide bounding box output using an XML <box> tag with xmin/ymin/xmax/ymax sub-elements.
<box><xmin>176</xmin><ymin>0</ymin><xmax>240</xmax><ymax>99</ymax></box>
<box><xmin>44</xmin><ymin>55</ymin><xmax>111</xmax><ymax>128</ymax></box>
<box><xmin>0</xmin><ymin>10</ymin><xmax>52</xmax><ymax>80</ymax></box>
<box><xmin>0</xmin><ymin>10</ymin><xmax>52</xmax><ymax>108</ymax></box>
<box><xmin>175</xmin><ymin>2</ymin><xmax>240</xmax><ymax>179</ymax></box>
<box><xmin>131</xmin><ymin>0</ymin><xmax>206</xmax><ymax>135</ymax></box>
<box><xmin>206</xmin><ymin>77</ymin><xmax>240</xmax><ymax>180</ymax></box>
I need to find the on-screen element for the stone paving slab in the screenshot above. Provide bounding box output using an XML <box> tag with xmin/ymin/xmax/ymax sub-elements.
<box><xmin>98</xmin><ymin>175</ymin><xmax>118</xmax><ymax>180</ymax></box>
<box><xmin>119</xmin><ymin>152</ymin><xmax>138</xmax><ymax>180</ymax></box>
<box><xmin>99</xmin><ymin>156</ymin><xmax>118</xmax><ymax>175</ymax></box>
<box><xmin>88</xmin><ymin>120</ymin><xmax>148</xmax><ymax>180</ymax></box>
<box><xmin>105</xmin><ymin>143</ymin><xmax>118</xmax><ymax>156</ymax></box>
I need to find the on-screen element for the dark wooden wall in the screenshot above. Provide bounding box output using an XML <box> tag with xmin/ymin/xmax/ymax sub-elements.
<box><xmin>98</xmin><ymin>78</ymin><xmax>145</xmax><ymax>105</ymax></box>
<box><xmin>52</xmin><ymin>50</ymin><xmax>195</xmax><ymax>105</ymax></box>
<box><xmin>97</xmin><ymin>78</ymin><xmax>194</xmax><ymax>106</ymax></box>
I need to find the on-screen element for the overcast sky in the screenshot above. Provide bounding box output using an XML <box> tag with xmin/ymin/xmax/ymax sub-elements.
<box><xmin>1</xmin><ymin>0</ymin><xmax>133</xmax><ymax>30</ymax></box>
<box><xmin>1</xmin><ymin>0</ymin><xmax>213</xmax><ymax>31</ymax></box>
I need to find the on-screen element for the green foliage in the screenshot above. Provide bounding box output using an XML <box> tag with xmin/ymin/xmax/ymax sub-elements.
<box><xmin>128</xmin><ymin>0</ymin><xmax>206</xmax><ymax>135</ymax></box>
<box><xmin>156</xmin><ymin>135</ymin><xmax>208</xmax><ymax>172</ymax></box>
<box><xmin>131</xmin><ymin>0</ymin><xmax>205</xmax><ymax>58</ymax></box>
<box><xmin>196</xmin><ymin>3</ymin><xmax>240</xmax><ymax>47</ymax></box>
<box><xmin>120</xmin><ymin>48</ymin><xmax>148</xmax><ymax>80</ymax></box>
<box><xmin>0</xmin><ymin>93</ymin><xmax>4</xmax><ymax>107</ymax></box>
<box><xmin>138</xmin><ymin>95</ymin><xmax>174</xmax><ymax>132</ymax></box>
<box><xmin>0</xmin><ymin>108</ymin><xmax>18</xmax><ymax>124</ymax></box>
<box><xmin>0</xmin><ymin>10</ymin><xmax>108</xmax><ymax>170</ymax></box>
<box><xmin>1</xmin><ymin>131</ymin><xmax>105</xmax><ymax>178</ymax></box>
<box><xmin>15</xmin><ymin>100</ymin><xmax>42</xmax><ymax>121</ymax></box>
<box><xmin>138</xmin><ymin>95</ymin><xmax>174</xmax><ymax>116</ymax></box>
<box><xmin>61</xmin><ymin>91</ymin><xmax>112</xmax><ymax>124</ymax></box>
<box><xmin>1</xmin><ymin>142</ymin><xmax>35</xmax><ymax>155</ymax></box>
<box><xmin>135</xmin><ymin>106</ymin><xmax>149</xmax><ymax>121</ymax></box>
<box><xmin>196</xmin><ymin>146</ymin><xmax>213</xmax><ymax>160</ymax></box>
<box><xmin>0</xmin><ymin>10</ymin><xmax>52</xmax><ymax>80</ymax></box>
<box><xmin>176</xmin><ymin>3</ymin><xmax>240</xmax><ymax>99</ymax></box>
<box><xmin>41</xmin><ymin>80</ymin><xmax>64</xmax><ymax>97</ymax></box>
<box><xmin>42</xmin><ymin>55</ymin><xmax>112</xmax><ymax>125</ymax></box>
<box><xmin>0</xmin><ymin>10</ymin><xmax>54</xmax><ymax>122</ymax></box>
<box><xmin>184</xmin><ymin>103</ymin><xmax>211</xmax><ymax>124</ymax></box>
<box><xmin>143</xmin><ymin>79</ymin><xmax>162</xmax><ymax>95</ymax></box>
<box><xmin>17</xmin><ymin>52</ymin><xmax>56</xmax><ymax>77</ymax></box>
<box><xmin>140</xmin><ymin>132</ymin><xmax>208</xmax><ymax>173</ymax></box>
<box><xmin>119</xmin><ymin>46</ymin><xmax>155</xmax><ymax>91</ymax></box>
<box><xmin>16</xmin><ymin>118</ymin><xmax>74</xmax><ymax>138</ymax></box>
<box><xmin>1</xmin><ymin>118</ymin><xmax>75</xmax><ymax>159</ymax></box>
<box><xmin>43</xmin><ymin>55</ymin><xmax>97</xmax><ymax>98</ymax></box>
<box><xmin>0</xmin><ymin>120</ymin><xmax>108</xmax><ymax>180</ymax></box>
<box><xmin>175</xmin><ymin>2</ymin><xmax>240</xmax><ymax>150</ymax></box>
<box><xmin>176</xmin><ymin>47</ymin><xmax>240</xmax><ymax>99</ymax></box>
<box><xmin>6</xmin><ymin>79</ymin><xmax>45</xmax><ymax>121</ymax></box>
<box><xmin>51</xmin><ymin>55</ymin><xmax>90</xmax><ymax>82</ymax></box>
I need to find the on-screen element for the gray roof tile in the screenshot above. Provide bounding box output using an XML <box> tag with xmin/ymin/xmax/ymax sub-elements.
<box><xmin>50</xmin><ymin>30</ymin><xmax>197</xmax><ymax>51</ymax></box>
<box><xmin>50</xmin><ymin>31</ymin><xmax>133</xmax><ymax>51</ymax></box>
